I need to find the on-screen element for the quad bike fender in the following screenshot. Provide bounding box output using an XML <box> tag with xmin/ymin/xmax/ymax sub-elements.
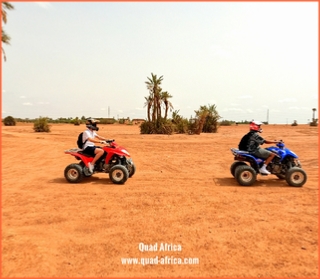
<box><xmin>64</xmin><ymin>149</ymin><xmax>93</xmax><ymax>166</ymax></box>
<box><xmin>236</xmin><ymin>152</ymin><xmax>258</xmax><ymax>162</ymax></box>
<box><xmin>233</xmin><ymin>153</ymin><xmax>262</xmax><ymax>171</ymax></box>
<box><xmin>283</xmin><ymin>148</ymin><xmax>298</xmax><ymax>159</ymax></box>
<box><xmin>105</xmin><ymin>149</ymin><xmax>130</xmax><ymax>163</ymax></box>
<box><xmin>266</xmin><ymin>147</ymin><xmax>298</xmax><ymax>161</ymax></box>
<box><xmin>266</xmin><ymin>147</ymin><xmax>285</xmax><ymax>157</ymax></box>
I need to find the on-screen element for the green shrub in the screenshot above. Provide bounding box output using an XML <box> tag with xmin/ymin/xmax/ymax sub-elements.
<box><xmin>33</xmin><ymin>117</ymin><xmax>51</xmax><ymax>132</ymax></box>
<box><xmin>202</xmin><ymin>116</ymin><xmax>220</xmax><ymax>133</ymax></box>
<box><xmin>170</xmin><ymin>110</ymin><xmax>191</xmax><ymax>134</ymax></box>
<box><xmin>158</xmin><ymin>122</ymin><xmax>175</xmax><ymax>135</ymax></box>
<box><xmin>173</xmin><ymin>118</ymin><xmax>190</xmax><ymax>134</ymax></box>
<box><xmin>186</xmin><ymin>118</ymin><xmax>198</xmax><ymax>134</ymax></box>
<box><xmin>72</xmin><ymin>117</ymin><xmax>81</xmax><ymax>125</ymax></box>
<box><xmin>219</xmin><ymin>120</ymin><xmax>234</xmax><ymax>126</ymax></box>
<box><xmin>140</xmin><ymin>121</ymin><xmax>155</xmax><ymax>134</ymax></box>
<box><xmin>3</xmin><ymin>115</ymin><xmax>16</xmax><ymax>126</ymax></box>
<box><xmin>96</xmin><ymin>118</ymin><xmax>116</xmax><ymax>124</ymax></box>
<box><xmin>140</xmin><ymin>119</ymin><xmax>174</xmax><ymax>135</ymax></box>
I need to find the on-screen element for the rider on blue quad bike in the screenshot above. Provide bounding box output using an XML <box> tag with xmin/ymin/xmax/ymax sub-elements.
<box><xmin>241</xmin><ymin>120</ymin><xmax>280</xmax><ymax>174</ymax></box>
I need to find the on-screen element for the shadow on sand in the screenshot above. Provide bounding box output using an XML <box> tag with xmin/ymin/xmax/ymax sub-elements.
<box><xmin>214</xmin><ymin>176</ymin><xmax>292</xmax><ymax>188</ymax></box>
<box><xmin>48</xmin><ymin>175</ymin><xmax>119</xmax><ymax>186</ymax></box>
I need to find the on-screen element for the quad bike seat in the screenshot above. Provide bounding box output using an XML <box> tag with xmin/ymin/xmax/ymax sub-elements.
<box><xmin>77</xmin><ymin>151</ymin><xmax>94</xmax><ymax>157</ymax></box>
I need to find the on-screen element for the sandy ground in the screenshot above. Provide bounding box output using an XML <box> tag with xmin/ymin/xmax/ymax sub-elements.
<box><xmin>1</xmin><ymin>123</ymin><xmax>318</xmax><ymax>278</ymax></box>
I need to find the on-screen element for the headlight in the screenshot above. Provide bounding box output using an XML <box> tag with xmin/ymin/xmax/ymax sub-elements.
<box><xmin>121</xmin><ymin>149</ymin><xmax>130</xmax><ymax>156</ymax></box>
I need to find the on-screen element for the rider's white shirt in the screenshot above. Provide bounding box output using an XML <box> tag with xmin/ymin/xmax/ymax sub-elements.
<box><xmin>82</xmin><ymin>129</ymin><xmax>97</xmax><ymax>149</ymax></box>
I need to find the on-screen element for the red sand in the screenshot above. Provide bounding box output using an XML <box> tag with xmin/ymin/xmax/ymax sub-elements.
<box><xmin>1</xmin><ymin>123</ymin><xmax>318</xmax><ymax>277</ymax></box>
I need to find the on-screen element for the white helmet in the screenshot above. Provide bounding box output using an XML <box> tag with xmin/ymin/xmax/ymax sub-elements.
<box><xmin>86</xmin><ymin>118</ymin><xmax>100</xmax><ymax>131</ymax></box>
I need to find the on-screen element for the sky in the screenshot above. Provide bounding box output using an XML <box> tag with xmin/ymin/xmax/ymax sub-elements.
<box><xmin>1</xmin><ymin>1</ymin><xmax>318</xmax><ymax>124</ymax></box>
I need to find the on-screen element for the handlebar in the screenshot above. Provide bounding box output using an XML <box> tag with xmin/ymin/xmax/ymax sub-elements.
<box><xmin>276</xmin><ymin>140</ymin><xmax>285</xmax><ymax>148</ymax></box>
<box><xmin>101</xmin><ymin>139</ymin><xmax>115</xmax><ymax>144</ymax></box>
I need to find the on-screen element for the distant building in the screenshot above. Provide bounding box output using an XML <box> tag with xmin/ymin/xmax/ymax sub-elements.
<box><xmin>132</xmin><ymin>119</ymin><xmax>145</xmax><ymax>125</ymax></box>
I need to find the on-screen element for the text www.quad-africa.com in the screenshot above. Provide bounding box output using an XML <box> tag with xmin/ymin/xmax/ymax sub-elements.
<box><xmin>121</xmin><ymin>256</ymin><xmax>199</xmax><ymax>266</ymax></box>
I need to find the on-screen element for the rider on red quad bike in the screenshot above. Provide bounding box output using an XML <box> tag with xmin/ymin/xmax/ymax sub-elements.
<box><xmin>64</xmin><ymin>118</ymin><xmax>136</xmax><ymax>185</ymax></box>
<box><xmin>82</xmin><ymin>118</ymin><xmax>109</xmax><ymax>173</ymax></box>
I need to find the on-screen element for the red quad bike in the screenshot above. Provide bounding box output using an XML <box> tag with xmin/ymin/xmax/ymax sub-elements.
<box><xmin>64</xmin><ymin>139</ymin><xmax>136</xmax><ymax>184</ymax></box>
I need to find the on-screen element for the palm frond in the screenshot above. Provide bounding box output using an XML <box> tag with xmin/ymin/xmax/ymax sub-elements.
<box><xmin>2</xmin><ymin>2</ymin><xmax>14</xmax><ymax>24</ymax></box>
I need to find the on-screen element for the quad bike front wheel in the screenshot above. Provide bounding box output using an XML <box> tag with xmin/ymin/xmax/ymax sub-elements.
<box><xmin>235</xmin><ymin>165</ymin><xmax>257</xmax><ymax>186</ymax></box>
<box><xmin>64</xmin><ymin>163</ymin><xmax>84</xmax><ymax>183</ymax></box>
<box><xmin>109</xmin><ymin>165</ymin><xmax>129</xmax><ymax>184</ymax></box>
<box><xmin>230</xmin><ymin>161</ymin><xmax>247</xmax><ymax>177</ymax></box>
<box><xmin>285</xmin><ymin>167</ymin><xmax>307</xmax><ymax>187</ymax></box>
<box><xmin>128</xmin><ymin>162</ymin><xmax>136</xmax><ymax>178</ymax></box>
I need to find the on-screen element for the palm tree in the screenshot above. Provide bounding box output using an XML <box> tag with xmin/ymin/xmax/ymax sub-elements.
<box><xmin>2</xmin><ymin>2</ymin><xmax>14</xmax><ymax>24</ymax></box>
<box><xmin>202</xmin><ymin>104</ymin><xmax>221</xmax><ymax>133</ymax></box>
<box><xmin>144</xmin><ymin>96</ymin><xmax>153</xmax><ymax>122</ymax></box>
<box><xmin>161</xmin><ymin>91</ymin><xmax>173</xmax><ymax>120</ymax></box>
<box><xmin>2</xmin><ymin>30</ymin><xmax>10</xmax><ymax>61</ymax></box>
<box><xmin>194</xmin><ymin>104</ymin><xmax>221</xmax><ymax>134</ymax></box>
<box><xmin>2</xmin><ymin>2</ymin><xmax>14</xmax><ymax>61</ymax></box>
<box><xmin>194</xmin><ymin>106</ymin><xmax>209</xmax><ymax>135</ymax></box>
<box><xmin>145</xmin><ymin>73</ymin><xmax>163</xmax><ymax>122</ymax></box>
<box><xmin>172</xmin><ymin>109</ymin><xmax>182</xmax><ymax>124</ymax></box>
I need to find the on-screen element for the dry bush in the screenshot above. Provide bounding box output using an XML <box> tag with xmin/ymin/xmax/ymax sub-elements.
<box><xmin>3</xmin><ymin>116</ymin><xmax>16</xmax><ymax>126</ymax></box>
<box><xmin>33</xmin><ymin>117</ymin><xmax>51</xmax><ymax>132</ymax></box>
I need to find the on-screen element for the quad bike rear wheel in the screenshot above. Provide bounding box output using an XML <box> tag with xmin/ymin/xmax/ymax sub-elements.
<box><xmin>64</xmin><ymin>163</ymin><xmax>84</xmax><ymax>183</ymax></box>
<box><xmin>230</xmin><ymin>161</ymin><xmax>247</xmax><ymax>177</ymax></box>
<box><xmin>285</xmin><ymin>167</ymin><xmax>307</xmax><ymax>187</ymax></box>
<box><xmin>109</xmin><ymin>165</ymin><xmax>129</xmax><ymax>184</ymax></box>
<box><xmin>235</xmin><ymin>165</ymin><xmax>257</xmax><ymax>186</ymax></box>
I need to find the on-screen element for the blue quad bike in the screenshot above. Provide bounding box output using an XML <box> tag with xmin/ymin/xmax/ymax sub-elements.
<box><xmin>230</xmin><ymin>140</ymin><xmax>307</xmax><ymax>187</ymax></box>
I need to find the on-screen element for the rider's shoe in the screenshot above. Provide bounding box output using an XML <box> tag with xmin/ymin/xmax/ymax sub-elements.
<box><xmin>259</xmin><ymin>164</ymin><xmax>270</xmax><ymax>175</ymax></box>
<box><xmin>88</xmin><ymin>162</ymin><xmax>94</xmax><ymax>173</ymax></box>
